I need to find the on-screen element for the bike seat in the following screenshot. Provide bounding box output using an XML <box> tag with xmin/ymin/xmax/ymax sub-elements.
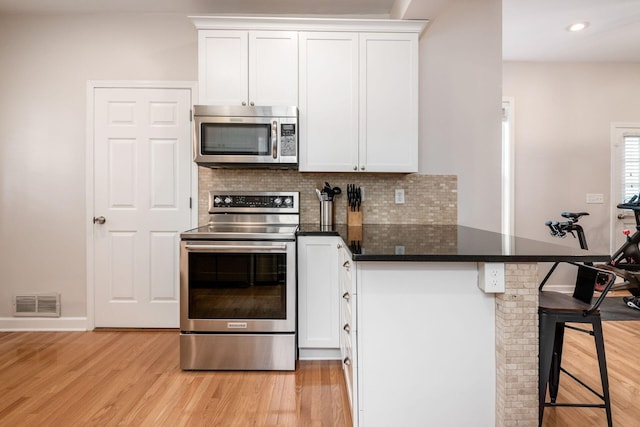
<box><xmin>561</xmin><ymin>211</ymin><xmax>589</xmax><ymax>221</ymax></box>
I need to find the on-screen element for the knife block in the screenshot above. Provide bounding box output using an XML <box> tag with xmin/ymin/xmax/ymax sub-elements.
<box><xmin>347</xmin><ymin>209</ymin><xmax>362</xmax><ymax>227</ymax></box>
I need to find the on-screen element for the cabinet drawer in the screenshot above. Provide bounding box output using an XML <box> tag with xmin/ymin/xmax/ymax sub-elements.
<box><xmin>342</xmin><ymin>336</ymin><xmax>354</xmax><ymax>405</ymax></box>
<box><xmin>339</xmin><ymin>256</ymin><xmax>353</xmax><ymax>294</ymax></box>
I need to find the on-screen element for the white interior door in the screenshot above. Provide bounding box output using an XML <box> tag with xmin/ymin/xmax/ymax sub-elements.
<box><xmin>92</xmin><ymin>87</ymin><xmax>193</xmax><ymax>327</ymax></box>
<box><xmin>611</xmin><ymin>124</ymin><xmax>640</xmax><ymax>253</ymax></box>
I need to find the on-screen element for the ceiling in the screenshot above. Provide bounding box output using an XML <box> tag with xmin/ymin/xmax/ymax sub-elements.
<box><xmin>0</xmin><ymin>0</ymin><xmax>638</xmax><ymax>62</ymax></box>
<box><xmin>503</xmin><ymin>0</ymin><xmax>640</xmax><ymax>62</ymax></box>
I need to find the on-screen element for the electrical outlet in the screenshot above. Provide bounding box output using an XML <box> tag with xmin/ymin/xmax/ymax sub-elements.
<box><xmin>360</xmin><ymin>186</ymin><xmax>364</xmax><ymax>202</ymax></box>
<box><xmin>395</xmin><ymin>189</ymin><xmax>405</xmax><ymax>204</ymax></box>
<box><xmin>478</xmin><ymin>263</ymin><xmax>505</xmax><ymax>293</ymax></box>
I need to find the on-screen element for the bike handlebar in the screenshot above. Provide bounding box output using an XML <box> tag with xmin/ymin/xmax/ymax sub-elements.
<box><xmin>545</xmin><ymin>213</ymin><xmax>589</xmax><ymax>250</ymax></box>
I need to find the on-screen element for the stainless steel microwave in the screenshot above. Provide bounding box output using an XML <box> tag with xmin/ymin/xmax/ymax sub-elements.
<box><xmin>193</xmin><ymin>105</ymin><xmax>298</xmax><ymax>168</ymax></box>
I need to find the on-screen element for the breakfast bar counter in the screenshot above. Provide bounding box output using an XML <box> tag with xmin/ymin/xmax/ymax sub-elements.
<box><xmin>298</xmin><ymin>223</ymin><xmax>608</xmax><ymax>263</ymax></box>
<box><xmin>297</xmin><ymin>224</ymin><xmax>609</xmax><ymax>427</ymax></box>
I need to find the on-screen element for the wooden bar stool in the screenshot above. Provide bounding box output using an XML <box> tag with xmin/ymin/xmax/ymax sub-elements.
<box><xmin>538</xmin><ymin>262</ymin><xmax>616</xmax><ymax>427</ymax></box>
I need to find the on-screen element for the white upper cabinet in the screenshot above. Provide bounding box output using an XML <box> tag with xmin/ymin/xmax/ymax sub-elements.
<box><xmin>198</xmin><ymin>30</ymin><xmax>298</xmax><ymax>106</ymax></box>
<box><xmin>299</xmin><ymin>32</ymin><xmax>420</xmax><ymax>172</ymax></box>
<box><xmin>192</xmin><ymin>17</ymin><xmax>426</xmax><ymax>173</ymax></box>
<box><xmin>359</xmin><ymin>33</ymin><xmax>419</xmax><ymax>173</ymax></box>
<box><xmin>299</xmin><ymin>32</ymin><xmax>359</xmax><ymax>172</ymax></box>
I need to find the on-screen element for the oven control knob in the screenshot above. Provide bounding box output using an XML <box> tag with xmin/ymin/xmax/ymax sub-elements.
<box><xmin>284</xmin><ymin>198</ymin><xmax>292</xmax><ymax>206</ymax></box>
<box><xmin>224</xmin><ymin>197</ymin><xmax>232</xmax><ymax>204</ymax></box>
<box><xmin>273</xmin><ymin>197</ymin><xmax>282</xmax><ymax>206</ymax></box>
<box><xmin>214</xmin><ymin>197</ymin><xmax>222</xmax><ymax>205</ymax></box>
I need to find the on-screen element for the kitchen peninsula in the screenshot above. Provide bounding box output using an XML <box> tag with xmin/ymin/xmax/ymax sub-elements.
<box><xmin>298</xmin><ymin>224</ymin><xmax>609</xmax><ymax>427</ymax></box>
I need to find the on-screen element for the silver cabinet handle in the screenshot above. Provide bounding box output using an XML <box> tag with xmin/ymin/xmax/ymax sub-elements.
<box><xmin>343</xmin><ymin>324</ymin><xmax>351</xmax><ymax>333</ymax></box>
<box><xmin>250</xmin><ymin>101</ymin><xmax>255</xmax><ymax>106</ymax></box>
<box><xmin>343</xmin><ymin>260</ymin><xmax>351</xmax><ymax>269</ymax></box>
<box><xmin>337</xmin><ymin>243</ymin><xmax>343</xmax><ymax>249</ymax></box>
<box><xmin>272</xmin><ymin>120</ymin><xmax>278</xmax><ymax>159</ymax></box>
<box><xmin>343</xmin><ymin>357</ymin><xmax>351</xmax><ymax>366</ymax></box>
<box><xmin>360</xmin><ymin>166</ymin><xmax>365</xmax><ymax>171</ymax></box>
<box><xmin>241</xmin><ymin>101</ymin><xmax>247</xmax><ymax>106</ymax></box>
<box><xmin>93</xmin><ymin>216</ymin><xmax>106</xmax><ymax>224</ymax></box>
<box><xmin>353</xmin><ymin>166</ymin><xmax>357</xmax><ymax>171</ymax></box>
<box><xmin>342</xmin><ymin>292</ymin><xmax>350</xmax><ymax>300</ymax></box>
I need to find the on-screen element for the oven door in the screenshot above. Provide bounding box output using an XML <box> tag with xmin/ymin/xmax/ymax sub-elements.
<box><xmin>180</xmin><ymin>240</ymin><xmax>296</xmax><ymax>333</ymax></box>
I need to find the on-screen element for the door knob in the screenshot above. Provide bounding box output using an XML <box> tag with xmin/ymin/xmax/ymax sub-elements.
<box><xmin>93</xmin><ymin>216</ymin><xmax>106</xmax><ymax>224</ymax></box>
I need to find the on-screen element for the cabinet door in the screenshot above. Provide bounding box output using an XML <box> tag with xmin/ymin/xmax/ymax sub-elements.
<box><xmin>359</xmin><ymin>33</ymin><xmax>419</xmax><ymax>172</ymax></box>
<box><xmin>299</xmin><ymin>32</ymin><xmax>359</xmax><ymax>172</ymax></box>
<box><xmin>297</xmin><ymin>236</ymin><xmax>340</xmax><ymax>350</ymax></box>
<box><xmin>198</xmin><ymin>30</ymin><xmax>248</xmax><ymax>105</ymax></box>
<box><xmin>248</xmin><ymin>31</ymin><xmax>298</xmax><ymax>106</ymax></box>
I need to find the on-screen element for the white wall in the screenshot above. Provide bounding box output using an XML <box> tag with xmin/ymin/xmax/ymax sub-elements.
<box><xmin>419</xmin><ymin>0</ymin><xmax>502</xmax><ymax>232</ymax></box>
<box><xmin>0</xmin><ymin>14</ymin><xmax>197</xmax><ymax>322</ymax></box>
<box><xmin>503</xmin><ymin>62</ymin><xmax>640</xmax><ymax>253</ymax></box>
<box><xmin>0</xmin><ymin>6</ymin><xmax>501</xmax><ymax>326</ymax></box>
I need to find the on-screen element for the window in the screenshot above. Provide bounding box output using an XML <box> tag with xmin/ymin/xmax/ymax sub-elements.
<box><xmin>623</xmin><ymin>135</ymin><xmax>640</xmax><ymax>201</ymax></box>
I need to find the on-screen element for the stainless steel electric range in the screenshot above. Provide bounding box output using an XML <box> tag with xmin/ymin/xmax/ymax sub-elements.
<box><xmin>179</xmin><ymin>191</ymin><xmax>299</xmax><ymax>371</ymax></box>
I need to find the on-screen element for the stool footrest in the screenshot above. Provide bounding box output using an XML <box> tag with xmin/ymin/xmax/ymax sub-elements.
<box><xmin>545</xmin><ymin>402</ymin><xmax>606</xmax><ymax>408</ymax></box>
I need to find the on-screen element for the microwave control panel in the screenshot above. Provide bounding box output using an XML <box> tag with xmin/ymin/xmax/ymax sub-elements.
<box><xmin>280</xmin><ymin>124</ymin><xmax>297</xmax><ymax>157</ymax></box>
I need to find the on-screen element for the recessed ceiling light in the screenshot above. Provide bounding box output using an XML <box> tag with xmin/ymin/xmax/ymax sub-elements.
<box><xmin>567</xmin><ymin>22</ymin><xmax>589</xmax><ymax>32</ymax></box>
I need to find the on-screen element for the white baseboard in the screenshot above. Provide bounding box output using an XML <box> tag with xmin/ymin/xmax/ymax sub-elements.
<box><xmin>0</xmin><ymin>317</ymin><xmax>89</xmax><ymax>331</ymax></box>
<box><xmin>298</xmin><ymin>348</ymin><xmax>341</xmax><ymax>360</ymax></box>
<box><xmin>541</xmin><ymin>284</ymin><xmax>573</xmax><ymax>293</ymax></box>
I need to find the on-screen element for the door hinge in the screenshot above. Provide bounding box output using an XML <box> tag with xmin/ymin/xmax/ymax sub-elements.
<box><xmin>189</xmin><ymin>109</ymin><xmax>193</xmax><ymax>122</ymax></box>
<box><xmin>189</xmin><ymin>197</ymin><xmax>193</xmax><ymax>209</ymax></box>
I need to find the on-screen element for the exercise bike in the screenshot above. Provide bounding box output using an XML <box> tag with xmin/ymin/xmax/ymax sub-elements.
<box><xmin>545</xmin><ymin>200</ymin><xmax>640</xmax><ymax>298</ymax></box>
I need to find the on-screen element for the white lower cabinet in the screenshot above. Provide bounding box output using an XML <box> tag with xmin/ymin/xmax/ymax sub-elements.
<box><xmin>297</xmin><ymin>236</ymin><xmax>341</xmax><ymax>359</ymax></box>
<box><xmin>299</xmin><ymin>238</ymin><xmax>496</xmax><ymax>426</ymax></box>
<box><xmin>338</xmin><ymin>242</ymin><xmax>358</xmax><ymax>426</ymax></box>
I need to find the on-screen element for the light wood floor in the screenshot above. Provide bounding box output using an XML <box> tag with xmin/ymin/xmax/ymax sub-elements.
<box><xmin>1</xmin><ymin>321</ymin><xmax>639</xmax><ymax>427</ymax></box>
<box><xmin>0</xmin><ymin>331</ymin><xmax>351</xmax><ymax>426</ymax></box>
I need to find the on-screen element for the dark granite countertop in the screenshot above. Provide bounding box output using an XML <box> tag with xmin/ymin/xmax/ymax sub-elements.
<box><xmin>297</xmin><ymin>223</ymin><xmax>610</xmax><ymax>263</ymax></box>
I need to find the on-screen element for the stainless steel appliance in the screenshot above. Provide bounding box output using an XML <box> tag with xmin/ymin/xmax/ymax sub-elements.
<box><xmin>193</xmin><ymin>105</ymin><xmax>298</xmax><ymax>168</ymax></box>
<box><xmin>180</xmin><ymin>191</ymin><xmax>299</xmax><ymax>370</ymax></box>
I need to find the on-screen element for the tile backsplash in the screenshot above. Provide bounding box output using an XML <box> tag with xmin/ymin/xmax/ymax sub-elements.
<box><xmin>198</xmin><ymin>168</ymin><xmax>457</xmax><ymax>226</ymax></box>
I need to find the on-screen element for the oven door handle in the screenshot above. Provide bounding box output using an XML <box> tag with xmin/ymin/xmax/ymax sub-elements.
<box><xmin>184</xmin><ymin>243</ymin><xmax>288</xmax><ymax>253</ymax></box>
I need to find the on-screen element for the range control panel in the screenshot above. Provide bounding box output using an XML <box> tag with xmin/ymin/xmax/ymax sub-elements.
<box><xmin>209</xmin><ymin>191</ymin><xmax>299</xmax><ymax>213</ymax></box>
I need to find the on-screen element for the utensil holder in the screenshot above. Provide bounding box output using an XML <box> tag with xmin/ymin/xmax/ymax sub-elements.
<box><xmin>320</xmin><ymin>200</ymin><xmax>334</xmax><ymax>227</ymax></box>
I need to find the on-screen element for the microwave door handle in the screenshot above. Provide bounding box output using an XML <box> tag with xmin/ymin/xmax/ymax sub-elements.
<box><xmin>272</xmin><ymin>120</ymin><xmax>278</xmax><ymax>159</ymax></box>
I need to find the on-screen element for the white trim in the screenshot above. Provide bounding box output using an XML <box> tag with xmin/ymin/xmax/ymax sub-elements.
<box><xmin>502</xmin><ymin>97</ymin><xmax>515</xmax><ymax>237</ymax></box>
<box><xmin>86</xmin><ymin>80</ymin><xmax>198</xmax><ymax>331</ymax></box>
<box><xmin>0</xmin><ymin>317</ymin><xmax>89</xmax><ymax>332</ymax></box>
<box><xmin>189</xmin><ymin>15</ymin><xmax>429</xmax><ymax>34</ymax></box>
<box><xmin>610</xmin><ymin>122</ymin><xmax>640</xmax><ymax>254</ymax></box>
<box><xmin>298</xmin><ymin>348</ymin><xmax>342</xmax><ymax>360</ymax></box>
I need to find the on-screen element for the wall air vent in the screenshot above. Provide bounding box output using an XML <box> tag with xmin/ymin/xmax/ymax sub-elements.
<box><xmin>13</xmin><ymin>293</ymin><xmax>61</xmax><ymax>317</ymax></box>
